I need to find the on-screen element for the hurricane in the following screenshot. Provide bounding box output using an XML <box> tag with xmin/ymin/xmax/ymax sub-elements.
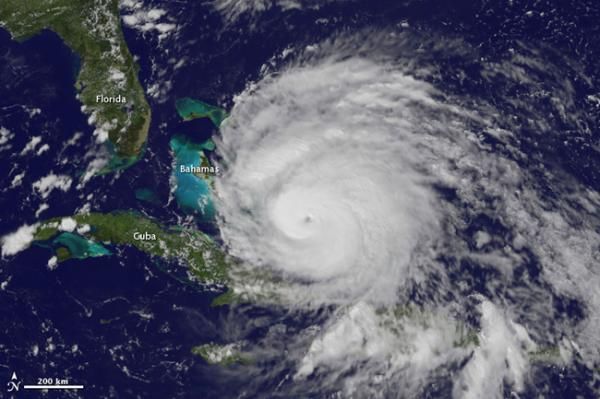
<box><xmin>213</xmin><ymin>31</ymin><xmax>600</xmax><ymax>397</ymax></box>
<box><xmin>1</xmin><ymin>0</ymin><xmax>599</xmax><ymax>397</ymax></box>
<box><xmin>216</xmin><ymin>54</ymin><xmax>446</xmax><ymax>306</ymax></box>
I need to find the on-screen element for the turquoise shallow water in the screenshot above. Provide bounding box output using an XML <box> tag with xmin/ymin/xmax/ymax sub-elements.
<box><xmin>170</xmin><ymin>134</ymin><xmax>216</xmax><ymax>220</ymax></box>
<box><xmin>175</xmin><ymin>97</ymin><xmax>228</xmax><ymax>127</ymax></box>
<box><xmin>135</xmin><ymin>187</ymin><xmax>161</xmax><ymax>205</ymax></box>
<box><xmin>53</xmin><ymin>232</ymin><xmax>112</xmax><ymax>258</ymax></box>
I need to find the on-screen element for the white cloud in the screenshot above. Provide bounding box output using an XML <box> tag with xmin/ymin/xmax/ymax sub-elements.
<box><xmin>474</xmin><ymin>231</ymin><xmax>491</xmax><ymax>248</ymax></box>
<box><xmin>0</xmin><ymin>126</ymin><xmax>14</xmax><ymax>145</ymax></box>
<box><xmin>27</xmin><ymin>107</ymin><xmax>41</xmax><ymax>117</ymax></box>
<box><xmin>214</xmin><ymin>0</ymin><xmax>297</xmax><ymax>22</ymax></box>
<box><xmin>121</xmin><ymin>4</ymin><xmax>177</xmax><ymax>39</ymax></box>
<box><xmin>210</xmin><ymin>31</ymin><xmax>600</xmax><ymax>397</ymax></box>
<box><xmin>218</xmin><ymin>58</ymin><xmax>445</xmax><ymax>306</ymax></box>
<box><xmin>87</xmin><ymin>111</ymin><xmax>97</xmax><ymax>126</ymax></box>
<box><xmin>47</xmin><ymin>256</ymin><xmax>58</xmax><ymax>270</ymax></box>
<box><xmin>146</xmin><ymin>80</ymin><xmax>172</xmax><ymax>103</ymax></box>
<box><xmin>36</xmin><ymin>143</ymin><xmax>50</xmax><ymax>156</ymax></box>
<box><xmin>35</xmin><ymin>203</ymin><xmax>49</xmax><ymax>218</ymax></box>
<box><xmin>65</xmin><ymin>132</ymin><xmax>83</xmax><ymax>147</ymax></box>
<box><xmin>1</xmin><ymin>224</ymin><xmax>38</xmax><ymax>257</ymax></box>
<box><xmin>108</xmin><ymin>68</ymin><xmax>127</xmax><ymax>89</ymax></box>
<box><xmin>93</xmin><ymin>127</ymin><xmax>109</xmax><ymax>143</ymax></box>
<box><xmin>147</xmin><ymin>8</ymin><xmax>166</xmax><ymax>20</ymax></box>
<box><xmin>78</xmin><ymin>157</ymin><xmax>108</xmax><ymax>188</ymax></box>
<box><xmin>77</xmin><ymin>224</ymin><xmax>91</xmax><ymax>234</ymax></box>
<box><xmin>453</xmin><ymin>300</ymin><xmax>537</xmax><ymax>399</ymax></box>
<box><xmin>296</xmin><ymin>303</ymin><xmax>464</xmax><ymax>396</ymax></box>
<box><xmin>59</xmin><ymin>217</ymin><xmax>77</xmax><ymax>232</ymax></box>
<box><xmin>10</xmin><ymin>172</ymin><xmax>25</xmax><ymax>188</ymax></box>
<box><xmin>32</xmin><ymin>173</ymin><xmax>72</xmax><ymax>199</ymax></box>
<box><xmin>155</xmin><ymin>22</ymin><xmax>176</xmax><ymax>34</ymax></box>
<box><xmin>20</xmin><ymin>136</ymin><xmax>42</xmax><ymax>155</ymax></box>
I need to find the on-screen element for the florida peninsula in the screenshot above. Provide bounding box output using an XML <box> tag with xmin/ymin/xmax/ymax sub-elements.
<box><xmin>0</xmin><ymin>0</ymin><xmax>151</xmax><ymax>166</ymax></box>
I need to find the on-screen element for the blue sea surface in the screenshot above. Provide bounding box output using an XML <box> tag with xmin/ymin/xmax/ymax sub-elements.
<box><xmin>0</xmin><ymin>0</ymin><xmax>598</xmax><ymax>398</ymax></box>
<box><xmin>0</xmin><ymin>29</ymin><xmax>90</xmax><ymax>232</ymax></box>
<box><xmin>0</xmin><ymin>21</ymin><xmax>230</xmax><ymax>399</ymax></box>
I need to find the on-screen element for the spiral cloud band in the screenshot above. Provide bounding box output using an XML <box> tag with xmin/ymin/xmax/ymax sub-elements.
<box><xmin>215</xmin><ymin>57</ymin><xmax>453</xmax><ymax>305</ymax></box>
<box><xmin>214</xmin><ymin>34</ymin><xmax>600</xmax><ymax>397</ymax></box>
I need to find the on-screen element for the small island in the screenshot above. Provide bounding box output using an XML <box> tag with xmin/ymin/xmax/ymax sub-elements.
<box><xmin>176</xmin><ymin>97</ymin><xmax>228</xmax><ymax>127</ymax></box>
<box><xmin>191</xmin><ymin>342</ymin><xmax>248</xmax><ymax>366</ymax></box>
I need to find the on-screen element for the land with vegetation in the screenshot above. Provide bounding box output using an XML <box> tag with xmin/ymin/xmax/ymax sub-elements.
<box><xmin>0</xmin><ymin>0</ymin><xmax>151</xmax><ymax>166</ymax></box>
<box><xmin>34</xmin><ymin>211</ymin><xmax>229</xmax><ymax>284</ymax></box>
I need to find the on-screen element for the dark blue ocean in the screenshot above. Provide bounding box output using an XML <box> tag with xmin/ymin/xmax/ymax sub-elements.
<box><xmin>0</xmin><ymin>0</ymin><xmax>599</xmax><ymax>398</ymax></box>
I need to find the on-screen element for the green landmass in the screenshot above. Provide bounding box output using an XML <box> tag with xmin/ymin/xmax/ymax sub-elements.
<box><xmin>211</xmin><ymin>288</ymin><xmax>237</xmax><ymax>307</ymax></box>
<box><xmin>191</xmin><ymin>343</ymin><xmax>249</xmax><ymax>366</ymax></box>
<box><xmin>0</xmin><ymin>0</ymin><xmax>151</xmax><ymax>165</ymax></box>
<box><xmin>176</xmin><ymin>97</ymin><xmax>228</xmax><ymax>127</ymax></box>
<box><xmin>55</xmin><ymin>246</ymin><xmax>72</xmax><ymax>262</ymax></box>
<box><xmin>196</xmin><ymin>149</ymin><xmax>219</xmax><ymax>180</ymax></box>
<box><xmin>34</xmin><ymin>212</ymin><xmax>229</xmax><ymax>284</ymax></box>
<box><xmin>528</xmin><ymin>346</ymin><xmax>562</xmax><ymax>362</ymax></box>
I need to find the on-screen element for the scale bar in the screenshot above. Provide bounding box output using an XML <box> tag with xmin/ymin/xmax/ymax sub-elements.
<box><xmin>24</xmin><ymin>385</ymin><xmax>84</xmax><ymax>390</ymax></box>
